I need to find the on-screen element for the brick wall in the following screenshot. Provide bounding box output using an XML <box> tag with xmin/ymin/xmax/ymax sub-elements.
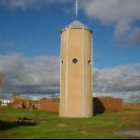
<box><xmin>39</xmin><ymin>98</ymin><xmax>59</xmax><ymax>112</ymax></box>
<box><xmin>8</xmin><ymin>99</ymin><xmax>23</xmax><ymax>109</ymax></box>
<box><xmin>7</xmin><ymin>97</ymin><xmax>124</xmax><ymax>114</ymax></box>
<box><xmin>93</xmin><ymin>97</ymin><xmax>123</xmax><ymax>114</ymax></box>
<box><xmin>124</xmin><ymin>102</ymin><xmax>140</xmax><ymax>110</ymax></box>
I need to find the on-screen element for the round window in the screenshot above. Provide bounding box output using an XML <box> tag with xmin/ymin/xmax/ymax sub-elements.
<box><xmin>72</xmin><ymin>58</ymin><xmax>78</xmax><ymax>64</ymax></box>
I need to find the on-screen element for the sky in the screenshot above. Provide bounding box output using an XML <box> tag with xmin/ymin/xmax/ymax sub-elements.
<box><xmin>0</xmin><ymin>0</ymin><xmax>140</xmax><ymax>102</ymax></box>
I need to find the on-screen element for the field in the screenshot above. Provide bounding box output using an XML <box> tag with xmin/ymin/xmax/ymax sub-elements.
<box><xmin>0</xmin><ymin>108</ymin><xmax>140</xmax><ymax>139</ymax></box>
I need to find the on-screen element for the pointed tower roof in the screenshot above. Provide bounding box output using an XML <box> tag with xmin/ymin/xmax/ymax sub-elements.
<box><xmin>61</xmin><ymin>20</ymin><xmax>92</xmax><ymax>33</ymax></box>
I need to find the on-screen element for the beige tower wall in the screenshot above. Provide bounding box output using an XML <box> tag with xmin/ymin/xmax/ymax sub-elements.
<box><xmin>59</xmin><ymin>27</ymin><xmax>93</xmax><ymax>118</ymax></box>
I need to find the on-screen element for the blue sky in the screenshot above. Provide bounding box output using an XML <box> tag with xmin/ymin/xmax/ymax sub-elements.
<box><xmin>0</xmin><ymin>1</ymin><xmax>139</xmax><ymax>68</ymax></box>
<box><xmin>0</xmin><ymin>0</ymin><xmax>140</xmax><ymax>101</ymax></box>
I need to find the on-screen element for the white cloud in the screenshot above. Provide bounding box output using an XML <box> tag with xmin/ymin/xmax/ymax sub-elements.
<box><xmin>93</xmin><ymin>64</ymin><xmax>140</xmax><ymax>101</ymax></box>
<box><xmin>81</xmin><ymin>0</ymin><xmax>140</xmax><ymax>24</ymax></box>
<box><xmin>0</xmin><ymin>54</ymin><xmax>59</xmax><ymax>97</ymax></box>
<box><xmin>0</xmin><ymin>0</ymin><xmax>70</xmax><ymax>9</ymax></box>
<box><xmin>113</xmin><ymin>21</ymin><xmax>140</xmax><ymax>46</ymax></box>
<box><xmin>128</xmin><ymin>27</ymin><xmax>140</xmax><ymax>46</ymax></box>
<box><xmin>113</xmin><ymin>20</ymin><xmax>131</xmax><ymax>46</ymax></box>
<box><xmin>0</xmin><ymin>54</ymin><xmax>140</xmax><ymax>101</ymax></box>
<box><xmin>93</xmin><ymin>64</ymin><xmax>140</xmax><ymax>93</ymax></box>
<box><xmin>80</xmin><ymin>0</ymin><xmax>140</xmax><ymax>46</ymax></box>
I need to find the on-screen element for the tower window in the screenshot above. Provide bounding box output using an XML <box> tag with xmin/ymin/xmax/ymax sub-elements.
<box><xmin>72</xmin><ymin>58</ymin><xmax>78</xmax><ymax>64</ymax></box>
<box><xmin>88</xmin><ymin>60</ymin><xmax>92</xmax><ymax>65</ymax></box>
<box><xmin>61</xmin><ymin>60</ymin><xmax>63</xmax><ymax>65</ymax></box>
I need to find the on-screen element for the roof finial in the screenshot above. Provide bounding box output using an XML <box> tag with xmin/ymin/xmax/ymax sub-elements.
<box><xmin>75</xmin><ymin>0</ymin><xmax>78</xmax><ymax>20</ymax></box>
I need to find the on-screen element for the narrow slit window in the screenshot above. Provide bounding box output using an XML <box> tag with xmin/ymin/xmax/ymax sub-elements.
<box><xmin>61</xmin><ymin>60</ymin><xmax>63</xmax><ymax>65</ymax></box>
<box><xmin>88</xmin><ymin>60</ymin><xmax>92</xmax><ymax>65</ymax></box>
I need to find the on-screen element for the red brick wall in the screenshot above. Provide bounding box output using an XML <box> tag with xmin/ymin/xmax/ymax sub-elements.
<box><xmin>39</xmin><ymin>97</ymin><xmax>123</xmax><ymax>113</ymax></box>
<box><xmin>8</xmin><ymin>99</ymin><xmax>23</xmax><ymax>109</ymax></box>
<box><xmin>39</xmin><ymin>99</ymin><xmax>59</xmax><ymax>112</ymax></box>
<box><xmin>93</xmin><ymin>97</ymin><xmax>123</xmax><ymax>114</ymax></box>
<box><xmin>8</xmin><ymin>97</ymin><xmax>124</xmax><ymax>114</ymax></box>
<box><xmin>8</xmin><ymin>99</ymin><xmax>40</xmax><ymax>110</ymax></box>
<box><xmin>124</xmin><ymin>102</ymin><xmax>140</xmax><ymax>110</ymax></box>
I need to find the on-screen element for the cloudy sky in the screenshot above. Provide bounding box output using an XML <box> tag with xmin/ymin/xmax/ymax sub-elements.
<box><xmin>0</xmin><ymin>0</ymin><xmax>140</xmax><ymax>102</ymax></box>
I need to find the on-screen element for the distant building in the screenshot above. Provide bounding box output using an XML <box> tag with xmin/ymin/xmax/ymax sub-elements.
<box><xmin>1</xmin><ymin>99</ymin><xmax>12</xmax><ymax>107</ymax></box>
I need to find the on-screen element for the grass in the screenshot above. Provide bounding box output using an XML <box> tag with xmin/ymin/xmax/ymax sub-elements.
<box><xmin>0</xmin><ymin>108</ymin><xmax>140</xmax><ymax>139</ymax></box>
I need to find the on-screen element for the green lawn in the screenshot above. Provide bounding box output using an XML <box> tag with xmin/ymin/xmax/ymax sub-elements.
<box><xmin>0</xmin><ymin>108</ymin><xmax>140</xmax><ymax>139</ymax></box>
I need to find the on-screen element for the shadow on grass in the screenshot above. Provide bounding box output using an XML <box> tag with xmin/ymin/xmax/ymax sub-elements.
<box><xmin>0</xmin><ymin>120</ymin><xmax>37</xmax><ymax>131</ymax></box>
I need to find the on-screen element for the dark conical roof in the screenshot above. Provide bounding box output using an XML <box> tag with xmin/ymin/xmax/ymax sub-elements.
<box><xmin>61</xmin><ymin>20</ymin><xmax>92</xmax><ymax>33</ymax></box>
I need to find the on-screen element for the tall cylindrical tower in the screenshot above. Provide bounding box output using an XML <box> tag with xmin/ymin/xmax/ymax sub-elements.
<box><xmin>59</xmin><ymin>20</ymin><xmax>93</xmax><ymax>118</ymax></box>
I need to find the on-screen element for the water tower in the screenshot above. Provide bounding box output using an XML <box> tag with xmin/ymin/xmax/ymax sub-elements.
<box><xmin>59</xmin><ymin>0</ymin><xmax>93</xmax><ymax>118</ymax></box>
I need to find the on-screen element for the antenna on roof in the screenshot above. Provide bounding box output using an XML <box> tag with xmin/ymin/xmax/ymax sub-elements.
<box><xmin>75</xmin><ymin>0</ymin><xmax>78</xmax><ymax>20</ymax></box>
